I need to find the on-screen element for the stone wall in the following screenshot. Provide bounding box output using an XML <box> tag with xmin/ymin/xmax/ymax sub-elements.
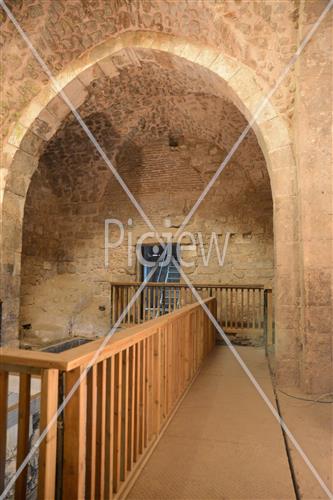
<box><xmin>0</xmin><ymin>0</ymin><xmax>299</xmax><ymax>141</ymax></box>
<box><xmin>20</xmin><ymin>135</ymin><xmax>273</xmax><ymax>342</ymax></box>
<box><xmin>1</xmin><ymin>0</ymin><xmax>331</xmax><ymax>393</ymax></box>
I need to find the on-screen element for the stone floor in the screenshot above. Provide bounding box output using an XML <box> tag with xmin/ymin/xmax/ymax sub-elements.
<box><xmin>128</xmin><ymin>346</ymin><xmax>296</xmax><ymax>499</ymax></box>
<box><xmin>278</xmin><ymin>387</ymin><xmax>332</xmax><ymax>499</ymax></box>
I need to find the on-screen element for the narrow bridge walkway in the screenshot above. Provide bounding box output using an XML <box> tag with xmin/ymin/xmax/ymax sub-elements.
<box><xmin>128</xmin><ymin>346</ymin><xmax>295</xmax><ymax>499</ymax></box>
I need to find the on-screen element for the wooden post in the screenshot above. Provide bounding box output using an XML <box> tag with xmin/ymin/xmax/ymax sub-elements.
<box><xmin>105</xmin><ymin>356</ymin><xmax>115</xmax><ymax>499</ymax></box>
<box><xmin>153</xmin><ymin>332</ymin><xmax>161</xmax><ymax>436</ymax></box>
<box><xmin>63</xmin><ymin>367</ymin><xmax>87</xmax><ymax>499</ymax></box>
<box><xmin>38</xmin><ymin>369</ymin><xmax>59</xmax><ymax>500</ymax></box>
<box><xmin>0</xmin><ymin>370</ymin><xmax>9</xmax><ymax>494</ymax></box>
<box><xmin>15</xmin><ymin>373</ymin><xmax>31</xmax><ymax>500</ymax></box>
<box><xmin>96</xmin><ymin>361</ymin><xmax>106</xmax><ymax>499</ymax></box>
<box><xmin>113</xmin><ymin>352</ymin><xmax>123</xmax><ymax>493</ymax></box>
<box><xmin>85</xmin><ymin>365</ymin><xmax>97</xmax><ymax>500</ymax></box>
<box><xmin>266</xmin><ymin>289</ymin><xmax>273</xmax><ymax>351</ymax></box>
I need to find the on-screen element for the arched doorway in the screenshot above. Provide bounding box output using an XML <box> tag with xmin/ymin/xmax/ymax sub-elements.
<box><xmin>1</xmin><ymin>32</ymin><xmax>299</xmax><ymax>386</ymax></box>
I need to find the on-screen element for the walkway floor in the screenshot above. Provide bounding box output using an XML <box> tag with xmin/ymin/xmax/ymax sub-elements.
<box><xmin>128</xmin><ymin>346</ymin><xmax>296</xmax><ymax>500</ymax></box>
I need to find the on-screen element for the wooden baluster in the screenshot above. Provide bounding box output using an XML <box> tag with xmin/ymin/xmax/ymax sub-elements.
<box><xmin>113</xmin><ymin>352</ymin><xmax>123</xmax><ymax>494</ymax></box>
<box><xmin>39</xmin><ymin>369</ymin><xmax>59</xmax><ymax>500</ymax></box>
<box><xmin>153</xmin><ymin>332</ymin><xmax>161</xmax><ymax>436</ymax></box>
<box><xmin>63</xmin><ymin>367</ymin><xmax>86</xmax><ymax>499</ymax></box>
<box><xmin>241</xmin><ymin>288</ymin><xmax>244</xmax><ymax>330</ymax></box>
<box><xmin>151</xmin><ymin>287</ymin><xmax>155</xmax><ymax>318</ymax></box>
<box><xmin>253</xmin><ymin>289</ymin><xmax>256</xmax><ymax>330</ymax></box>
<box><xmin>267</xmin><ymin>291</ymin><xmax>273</xmax><ymax>346</ymax></box>
<box><xmin>15</xmin><ymin>373</ymin><xmax>31</xmax><ymax>500</ymax></box>
<box><xmin>161</xmin><ymin>328</ymin><xmax>167</xmax><ymax>423</ymax></box>
<box><xmin>105</xmin><ymin>357</ymin><xmax>115</xmax><ymax>499</ymax></box>
<box><xmin>86</xmin><ymin>365</ymin><xmax>97</xmax><ymax>500</ymax></box>
<box><xmin>0</xmin><ymin>370</ymin><xmax>9</xmax><ymax>494</ymax></box>
<box><xmin>96</xmin><ymin>361</ymin><xmax>106</xmax><ymax>499</ymax></box>
<box><xmin>134</xmin><ymin>343</ymin><xmax>141</xmax><ymax>462</ymax></box>
<box><xmin>127</xmin><ymin>347</ymin><xmax>135</xmax><ymax>473</ymax></box>
<box><xmin>126</xmin><ymin>286</ymin><xmax>129</xmax><ymax>325</ymax></box>
<box><xmin>145</xmin><ymin>338</ymin><xmax>150</xmax><ymax>446</ymax></box>
<box><xmin>110</xmin><ymin>285</ymin><xmax>114</xmax><ymax>326</ymax></box>
<box><xmin>120</xmin><ymin>349</ymin><xmax>129</xmax><ymax>482</ymax></box>
<box><xmin>260</xmin><ymin>289</ymin><xmax>264</xmax><ymax>332</ymax></box>
<box><xmin>252</xmin><ymin>288</ymin><xmax>256</xmax><ymax>330</ymax></box>
<box><xmin>130</xmin><ymin>286</ymin><xmax>134</xmax><ymax>324</ymax></box>
<box><xmin>116</xmin><ymin>288</ymin><xmax>120</xmax><ymax>325</ymax></box>
<box><xmin>157</xmin><ymin>286</ymin><xmax>161</xmax><ymax>316</ymax></box>
<box><xmin>146</xmin><ymin>287</ymin><xmax>150</xmax><ymax>321</ymax></box>
<box><xmin>149</xmin><ymin>286</ymin><xmax>152</xmax><ymax>319</ymax></box>
<box><xmin>154</xmin><ymin>287</ymin><xmax>158</xmax><ymax>317</ymax></box>
<box><xmin>235</xmin><ymin>288</ymin><xmax>238</xmax><ymax>332</ymax></box>
<box><xmin>256</xmin><ymin>289</ymin><xmax>259</xmax><ymax>330</ymax></box>
<box><xmin>141</xmin><ymin>340</ymin><xmax>147</xmax><ymax>451</ymax></box>
<box><xmin>134</xmin><ymin>286</ymin><xmax>138</xmax><ymax>324</ymax></box>
<box><xmin>224</xmin><ymin>289</ymin><xmax>228</xmax><ymax>328</ymax></box>
<box><xmin>215</xmin><ymin>286</ymin><xmax>218</xmax><ymax>324</ymax></box>
<box><xmin>143</xmin><ymin>288</ymin><xmax>147</xmax><ymax>322</ymax></box>
<box><xmin>138</xmin><ymin>342</ymin><xmax>144</xmax><ymax>455</ymax></box>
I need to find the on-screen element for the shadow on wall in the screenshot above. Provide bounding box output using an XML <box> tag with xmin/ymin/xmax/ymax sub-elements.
<box><xmin>19</xmin><ymin>114</ymin><xmax>138</xmax><ymax>344</ymax></box>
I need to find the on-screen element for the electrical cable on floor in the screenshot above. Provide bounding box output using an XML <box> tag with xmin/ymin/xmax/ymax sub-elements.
<box><xmin>278</xmin><ymin>389</ymin><xmax>333</xmax><ymax>404</ymax></box>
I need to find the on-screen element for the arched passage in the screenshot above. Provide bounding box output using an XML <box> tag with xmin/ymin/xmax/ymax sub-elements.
<box><xmin>1</xmin><ymin>31</ymin><xmax>299</xmax><ymax>385</ymax></box>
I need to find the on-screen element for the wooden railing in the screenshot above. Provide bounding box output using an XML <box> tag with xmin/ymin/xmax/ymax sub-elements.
<box><xmin>0</xmin><ymin>298</ymin><xmax>216</xmax><ymax>500</ymax></box>
<box><xmin>111</xmin><ymin>282</ymin><xmax>271</xmax><ymax>339</ymax></box>
<box><xmin>264</xmin><ymin>288</ymin><xmax>274</xmax><ymax>352</ymax></box>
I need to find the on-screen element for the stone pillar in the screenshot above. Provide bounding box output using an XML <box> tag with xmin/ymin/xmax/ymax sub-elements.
<box><xmin>295</xmin><ymin>0</ymin><xmax>332</xmax><ymax>393</ymax></box>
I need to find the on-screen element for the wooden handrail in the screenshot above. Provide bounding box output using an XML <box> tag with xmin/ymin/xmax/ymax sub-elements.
<box><xmin>0</xmin><ymin>298</ymin><xmax>217</xmax><ymax>500</ymax></box>
<box><xmin>110</xmin><ymin>282</ymin><xmax>273</xmax><ymax>338</ymax></box>
<box><xmin>0</xmin><ymin>299</ymin><xmax>214</xmax><ymax>372</ymax></box>
<box><xmin>110</xmin><ymin>281</ymin><xmax>267</xmax><ymax>289</ymax></box>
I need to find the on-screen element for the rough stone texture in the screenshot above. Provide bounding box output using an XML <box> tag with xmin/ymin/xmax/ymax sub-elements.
<box><xmin>20</xmin><ymin>128</ymin><xmax>273</xmax><ymax>339</ymax></box>
<box><xmin>0</xmin><ymin>1</ymin><xmax>332</xmax><ymax>393</ymax></box>
<box><xmin>294</xmin><ymin>0</ymin><xmax>333</xmax><ymax>394</ymax></box>
<box><xmin>0</xmin><ymin>0</ymin><xmax>299</xmax><ymax>140</ymax></box>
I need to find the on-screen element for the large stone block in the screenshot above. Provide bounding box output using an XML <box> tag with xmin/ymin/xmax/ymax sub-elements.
<box><xmin>259</xmin><ymin>116</ymin><xmax>291</xmax><ymax>152</ymax></box>
<box><xmin>228</xmin><ymin>67</ymin><xmax>261</xmax><ymax>102</ymax></box>
<box><xmin>304</xmin><ymin>268</ymin><xmax>332</xmax><ymax>306</ymax></box>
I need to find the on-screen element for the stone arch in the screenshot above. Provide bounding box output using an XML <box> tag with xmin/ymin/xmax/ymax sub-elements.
<box><xmin>2</xmin><ymin>31</ymin><xmax>294</xmax><ymax>196</ymax></box>
<box><xmin>1</xmin><ymin>31</ymin><xmax>298</xmax><ymax>385</ymax></box>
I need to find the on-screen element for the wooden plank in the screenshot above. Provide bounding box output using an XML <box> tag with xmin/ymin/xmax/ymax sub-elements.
<box><xmin>127</xmin><ymin>346</ymin><xmax>135</xmax><ymax>473</ymax></box>
<box><xmin>0</xmin><ymin>370</ymin><xmax>9</xmax><ymax>494</ymax></box>
<box><xmin>110</xmin><ymin>281</ymin><xmax>264</xmax><ymax>289</ymax></box>
<box><xmin>63</xmin><ymin>367</ymin><xmax>87</xmax><ymax>499</ymax></box>
<box><xmin>133</xmin><ymin>343</ymin><xmax>140</xmax><ymax>463</ymax></box>
<box><xmin>105</xmin><ymin>357</ymin><xmax>115</xmax><ymax>499</ymax></box>
<box><xmin>153</xmin><ymin>332</ymin><xmax>161</xmax><ymax>436</ymax></box>
<box><xmin>15</xmin><ymin>373</ymin><xmax>31</xmax><ymax>500</ymax></box>
<box><xmin>140</xmin><ymin>339</ymin><xmax>148</xmax><ymax>453</ymax></box>
<box><xmin>85</xmin><ymin>365</ymin><xmax>97</xmax><ymax>500</ymax></box>
<box><xmin>121</xmin><ymin>349</ymin><xmax>129</xmax><ymax>482</ymax></box>
<box><xmin>148</xmin><ymin>336</ymin><xmax>154</xmax><ymax>442</ymax></box>
<box><xmin>96</xmin><ymin>361</ymin><xmax>106</xmax><ymax>499</ymax></box>
<box><xmin>38</xmin><ymin>369</ymin><xmax>59</xmax><ymax>500</ymax></box>
<box><xmin>113</xmin><ymin>352</ymin><xmax>122</xmax><ymax>493</ymax></box>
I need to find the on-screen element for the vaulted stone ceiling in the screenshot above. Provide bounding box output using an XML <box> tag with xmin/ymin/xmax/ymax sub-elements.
<box><xmin>1</xmin><ymin>0</ymin><xmax>299</xmax><ymax>138</ymax></box>
<box><xmin>38</xmin><ymin>48</ymin><xmax>271</xmax><ymax>204</ymax></box>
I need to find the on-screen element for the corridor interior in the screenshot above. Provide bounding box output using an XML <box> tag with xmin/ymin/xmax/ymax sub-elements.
<box><xmin>127</xmin><ymin>346</ymin><xmax>332</xmax><ymax>500</ymax></box>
